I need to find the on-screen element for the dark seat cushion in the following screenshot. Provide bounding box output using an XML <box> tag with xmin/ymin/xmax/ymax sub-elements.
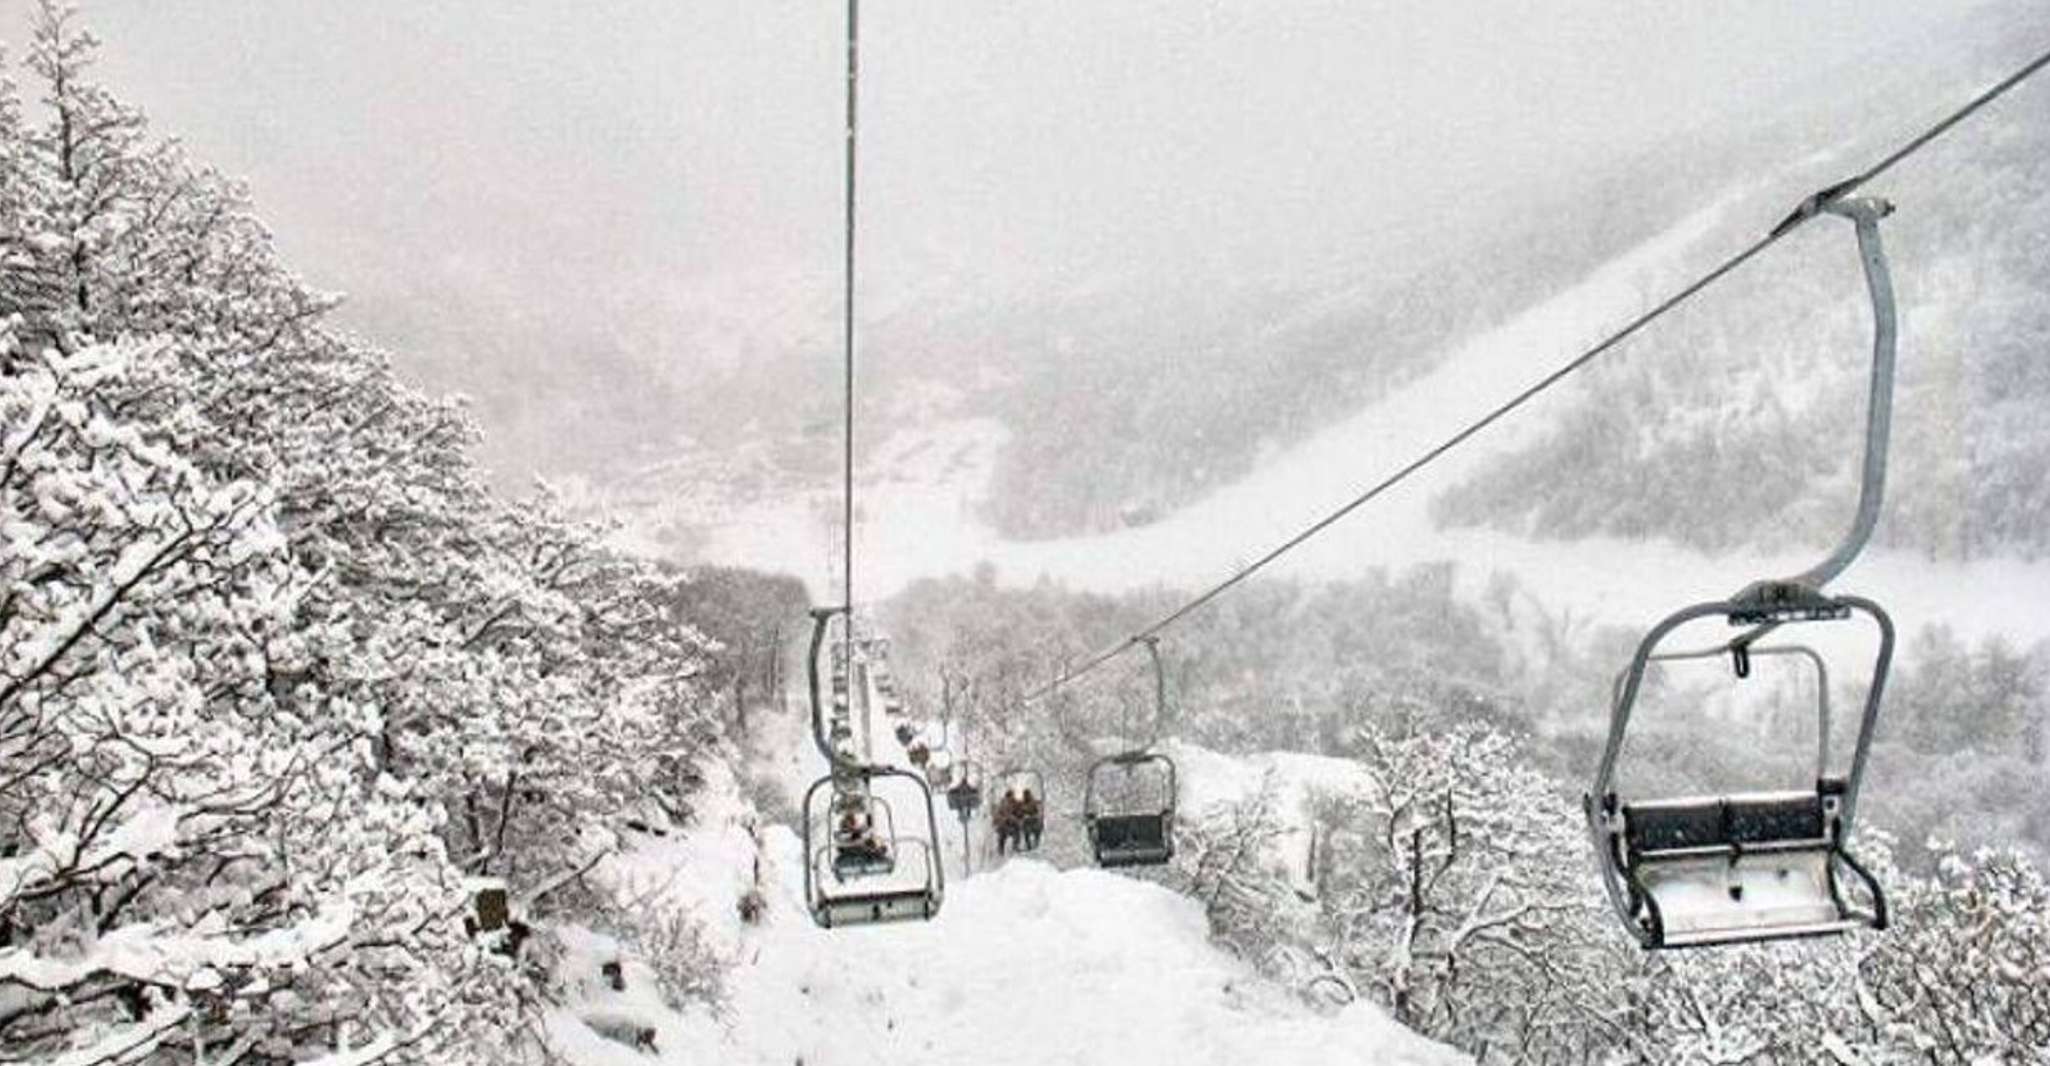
<box><xmin>1625</xmin><ymin>792</ymin><xmax>1829</xmax><ymax>856</ymax></box>
<box><xmin>1624</xmin><ymin>801</ymin><xmax>1725</xmax><ymax>853</ymax></box>
<box><xmin>1726</xmin><ymin>794</ymin><xmax>1825</xmax><ymax>844</ymax></box>
<box><xmin>1095</xmin><ymin>813</ymin><xmax>1166</xmax><ymax>847</ymax></box>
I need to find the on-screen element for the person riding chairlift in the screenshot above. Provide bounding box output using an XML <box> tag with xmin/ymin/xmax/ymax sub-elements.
<box><xmin>835</xmin><ymin>806</ymin><xmax>887</xmax><ymax>864</ymax></box>
<box><xmin>993</xmin><ymin>788</ymin><xmax>1022</xmax><ymax>855</ymax></box>
<box><xmin>1017</xmin><ymin>788</ymin><xmax>1043</xmax><ymax>851</ymax></box>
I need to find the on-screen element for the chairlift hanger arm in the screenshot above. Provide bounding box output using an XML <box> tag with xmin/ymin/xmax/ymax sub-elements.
<box><xmin>808</xmin><ymin>605</ymin><xmax>858</xmax><ymax>771</ymax></box>
<box><xmin>1751</xmin><ymin>197</ymin><xmax>1899</xmax><ymax>596</ymax></box>
<box><xmin>1141</xmin><ymin>635</ymin><xmax>1167</xmax><ymax>746</ymax></box>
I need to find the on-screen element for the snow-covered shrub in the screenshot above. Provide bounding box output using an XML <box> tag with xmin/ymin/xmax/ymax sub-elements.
<box><xmin>1313</xmin><ymin>723</ymin><xmax>1627</xmax><ymax>1063</ymax></box>
<box><xmin>622</xmin><ymin>908</ymin><xmax>728</xmax><ymax>1015</ymax></box>
<box><xmin>1861</xmin><ymin>844</ymin><xmax>2050</xmax><ymax>1061</ymax></box>
<box><xmin>738</xmin><ymin>766</ymin><xmax>798</xmax><ymax>830</ymax></box>
<box><xmin>1184</xmin><ymin>770</ymin><xmax>1311</xmax><ymax>972</ymax></box>
<box><xmin>0</xmin><ymin>330</ymin><xmax>516</xmax><ymax>1060</ymax></box>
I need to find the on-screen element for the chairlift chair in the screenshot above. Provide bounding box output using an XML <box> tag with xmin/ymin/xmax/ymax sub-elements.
<box><xmin>804</xmin><ymin>769</ymin><xmax>945</xmax><ymax>927</ymax></box>
<box><xmin>992</xmin><ymin>767</ymin><xmax>1046</xmax><ymax>853</ymax></box>
<box><xmin>1586</xmin><ymin>597</ymin><xmax>1893</xmax><ymax>948</ymax></box>
<box><xmin>1082</xmin><ymin>636</ymin><xmax>1180</xmax><ymax>867</ymax></box>
<box><xmin>800</xmin><ymin>607</ymin><xmax>944</xmax><ymax>928</ymax></box>
<box><xmin>1085</xmin><ymin>751</ymin><xmax>1177</xmax><ymax>868</ymax></box>
<box><xmin>1586</xmin><ymin>193</ymin><xmax>1900</xmax><ymax>950</ymax></box>
<box><xmin>945</xmin><ymin>760</ymin><xmax>985</xmax><ymax>816</ymax></box>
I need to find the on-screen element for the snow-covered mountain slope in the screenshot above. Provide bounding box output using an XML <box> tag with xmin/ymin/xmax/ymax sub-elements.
<box><xmin>550</xmin><ymin>751</ymin><xmax>1464</xmax><ymax>1066</ymax></box>
<box><xmin>678</xmin><ymin>190</ymin><xmax>2050</xmax><ymax>646</ymax></box>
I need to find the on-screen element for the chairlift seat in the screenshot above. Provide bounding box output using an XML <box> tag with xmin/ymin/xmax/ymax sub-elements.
<box><xmin>1090</xmin><ymin>812</ymin><xmax>1174</xmax><ymax>867</ymax></box>
<box><xmin>815</xmin><ymin>888</ymin><xmax>940</xmax><ymax>928</ymax></box>
<box><xmin>799</xmin><ymin>610</ymin><xmax>944</xmax><ymax>928</ymax></box>
<box><xmin>1611</xmin><ymin>784</ymin><xmax>1883</xmax><ymax>948</ymax></box>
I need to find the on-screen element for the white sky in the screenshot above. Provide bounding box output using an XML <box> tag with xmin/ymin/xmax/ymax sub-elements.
<box><xmin>2</xmin><ymin>0</ymin><xmax>2023</xmax><ymax>477</ymax></box>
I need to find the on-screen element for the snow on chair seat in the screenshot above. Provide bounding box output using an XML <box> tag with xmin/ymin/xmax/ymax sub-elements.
<box><xmin>811</xmin><ymin>838</ymin><xmax>945</xmax><ymax>928</ymax></box>
<box><xmin>1611</xmin><ymin>786</ymin><xmax>1886</xmax><ymax>948</ymax></box>
<box><xmin>815</xmin><ymin>888</ymin><xmax>940</xmax><ymax>928</ymax></box>
<box><xmin>1634</xmin><ymin>851</ymin><xmax>1860</xmax><ymax>948</ymax></box>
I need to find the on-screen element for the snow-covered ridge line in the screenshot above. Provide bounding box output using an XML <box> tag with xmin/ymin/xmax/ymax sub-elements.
<box><xmin>681</xmin><ymin>193</ymin><xmax>2050</xmax><ymax>646</ymax></box>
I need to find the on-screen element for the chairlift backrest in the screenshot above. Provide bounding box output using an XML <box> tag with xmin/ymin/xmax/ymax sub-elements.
<box><xmin>1083</xmin><ymin>750</ymin><xmax>1177</xmax><ymax>868</ymax></box>
<box><xmin>1085</xmin><ymin>751</ymin><xmax>1176</xmax><ymax>817</ymax></box>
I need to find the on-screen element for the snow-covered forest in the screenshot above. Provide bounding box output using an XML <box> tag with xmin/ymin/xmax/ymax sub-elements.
<box><xmin>1</xmin><ymin>9</ymin><xmax>733</xmax><ymax>1059</ymax></box>
<box><xmin>879</xmin><ymin>570</ymin><xmax>2050</xmax><ymax>1062</ymax></box>
<box><xmin>5</xmin><ymin>1</ymin><xmax>2050</xmax><ymax>1064</ymax></box>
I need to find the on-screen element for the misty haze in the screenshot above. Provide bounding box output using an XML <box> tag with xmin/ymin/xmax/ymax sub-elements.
<box><xmin>3</xmin><ymin>1</ymin><xmax>2048</xmax><ymax>1062</ymax></box>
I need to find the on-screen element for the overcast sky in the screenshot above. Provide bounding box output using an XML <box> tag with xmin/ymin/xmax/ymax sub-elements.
<box><xmin>2</xmin><ymin>0</ymin><xmax>2020</xmax><ymax>480</ymax></box>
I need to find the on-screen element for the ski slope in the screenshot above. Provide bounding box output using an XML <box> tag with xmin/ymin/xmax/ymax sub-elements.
<box><xmin>549</xmin><ymin>754</ymin><xmax>1465</xmax><ymax>1066</ymax></box>
<box><xmin>685</xmin><ymin>191</ymin><xmax>2050</xmax><ymax>647</ymax></box>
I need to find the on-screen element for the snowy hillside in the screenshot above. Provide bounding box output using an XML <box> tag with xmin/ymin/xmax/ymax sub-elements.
<box><xmin>674</xmin><ymin>189</ymin><xmax>2050</xmax><ymax>648</ymax></box>
<box><xmin>549</xmin><ymin>755</ymin><xmax>1465</xmax><ymax>1066</ymax></box>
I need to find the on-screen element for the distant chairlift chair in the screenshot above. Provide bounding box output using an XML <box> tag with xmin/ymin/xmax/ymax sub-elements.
<box><xmin>945</xmin><ymin>761</ymin><xmax>984</xmax><ymax>818</ymax></box>
<box><xmin>995</xmin><ymin>767</ymin><xmax>1047</xmax><ymax>854</ymax></box>
<box><xmin>1585</xmin><ymin>192</ymin><xmax>1901</xmax><ymax>949</ymax></box>
<box><xmin>1084</xmin><ymin>751</ymin><xmax>1176</xmax><ymax>868</ymax></box>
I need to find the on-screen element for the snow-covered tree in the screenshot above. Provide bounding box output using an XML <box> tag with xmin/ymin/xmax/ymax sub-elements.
<box><xmin>1313</xmin><ymin>724</ymin><xmax>1629</xmax><ymax>1063</ymax></box>
<box><xmin>1183</xmin><ymin>770</ymin><xmax>1310</xmax><ymax>970</ymax></box>
<box><xmin>0</xmin><ymin>5</ymin><xmax>728</xmax><ymax>1059</ymax></box>
<box><xmin>1633</xmin><ymin>838</ymin><xmax>2050</xmax><ymax>1064</ymax></box>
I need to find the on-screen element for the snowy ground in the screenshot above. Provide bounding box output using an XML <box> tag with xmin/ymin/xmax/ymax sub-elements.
<box><xmin>683</xmin><ymin>191</ymin><xmax>2050</xmax><ymax>648</ymax></box>
<box><xmin>548</xmin><ymin>727</ymin><xmax>1465</xmax><ymax>1066</ymax></box>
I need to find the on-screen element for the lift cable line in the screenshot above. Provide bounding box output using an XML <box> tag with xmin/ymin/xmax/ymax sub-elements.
<box><xmin>794</xmin><ymin>0</ymin><xmax>946</xmax><ymax>930</ymax></box>
<box><xmin>841</xmin><ymin>0</ymin><xmax>860</xmax><ymax>680</ymax></box>
<box><xmin>1022</xmin><ymin>40</ymin><xmax>2050</xmax><ymax>706</ymax></box>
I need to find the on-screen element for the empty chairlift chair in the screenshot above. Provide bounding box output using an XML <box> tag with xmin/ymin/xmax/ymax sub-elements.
<box><xmin>1586</xmin><ymin>191</ymin><xmax>1903</xmax><ymax>949</ymax></box>
<box><xmin>945</xmin><ymin>760</ymin><xmax>984</xmax><ymax>817</ymax></box>
<box><xmin>1084</xmin><ymin>751</ymin><xmax>1176</xmax><ymax>868</ymax></box>
<box><xmin>1586</xmin><ymin>608</ymin><xmax>1893</xmax><ymax>948</ymax></box>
